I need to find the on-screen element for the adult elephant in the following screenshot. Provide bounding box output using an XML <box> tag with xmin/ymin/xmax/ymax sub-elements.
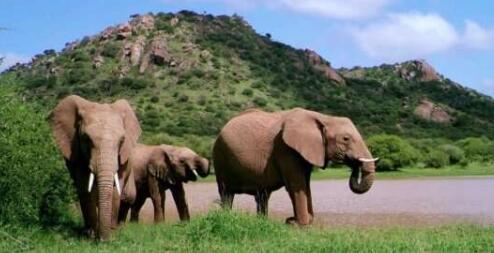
<box><xmin>49</xmin><ymin>95</ymin><xmax>141</xmax><ymax>240</ymax></box>
<box><xmin>118</xmin><ymin>144</ymin><xmax>209</xmax><ymax>223</ymax></box>
<box><xmin>213</xmin><ymin>108</ymin><xmax>378</xmax><ymax>226</ymax></box>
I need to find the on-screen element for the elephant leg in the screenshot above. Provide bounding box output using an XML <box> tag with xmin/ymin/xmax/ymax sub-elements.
<box><xmin>130</xmin><ymin>195</ymin><xmax>146</xmax><ymax>222</ymax></box>
<box><xmin>279</xmin><ymin>158</ymin><xmax>312</xmax><ymax>226</ymax></box>
<box><xmin>148</xmin><ymin>176</ymin><xmax>165</xmax><ymax>223</ymax></box>
<box><xmin>305</xmin><ymin>172</ymin><xmax>314</xmax><ymax>222</ymax></box>
<box><xmin>218</xmin><ymin>181</ymin><xmax>234</xmax><ymax>210</ymax></box>
<box><xmin>255</xmin><ymin>190</ymin><xmax>271</xmax><ymax>216</ymax></box>
<box><xmin>171</xmin><ymin>183</ymin><xmax>190</xmax><ymax>221</ymax></box>
<box><xmin>118</xmin><ymin>201</ymin><xmax>130</xmax><ymax>224</ymax></box>
<box><xmin>72</xmin><ymin>168</ymin><xmax>97</xmax><ymax>237</ymax></box>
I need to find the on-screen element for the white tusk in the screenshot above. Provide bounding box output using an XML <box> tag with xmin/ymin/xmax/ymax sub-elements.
<box><xmin>88</xmin><ymin>173</ymin><xmax>95</xmax><ymax>193</ymax></box>
<box><xmin>192</xmin><ymin>169</ymin><xmax>199</xmax><ymax>177</ymax></box>
<box><xmin>114</xmin><ymin>173</ymin><xmax>121</xmax><ymax>195</ymax></box>
<box><xmin>358</xmin><ymin>157</ymin><xmax>379</xmax><ymax>163</ymax></box>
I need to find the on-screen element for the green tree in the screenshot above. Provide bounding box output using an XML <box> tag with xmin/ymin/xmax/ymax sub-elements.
<box><xmin>367</xmin><ymin>134</ymin><xmax>420</xmax><ymax>171</ymax></box>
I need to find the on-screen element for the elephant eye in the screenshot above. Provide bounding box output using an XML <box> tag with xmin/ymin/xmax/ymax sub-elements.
<box><xmin>343</xmin><ymin>136</ymin><xmax>351</xmax><ymax>142</ymax></box>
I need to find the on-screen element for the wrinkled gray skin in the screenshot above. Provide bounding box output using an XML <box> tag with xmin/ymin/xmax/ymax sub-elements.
<box><xmin>118</xmin><ymin>144</ymin><xmax>209</xmax><ymax>223</ymax></box>
<box><xmin>49</xmin><ymin>95</ymin><xmax>141</xmax><ymax>240</ymax></box>
<box><xmin>213</xmin><ymin>108</ymin><xmax>377</xmax><ymax>226</ymax></box>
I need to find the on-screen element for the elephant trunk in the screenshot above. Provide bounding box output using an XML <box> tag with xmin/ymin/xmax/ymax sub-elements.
<box><xmin>349</xmin><ymin>164</ymin><xmax>375</xmax><ymax>194</ymax></box>
<box><xmin>96</xmin><ymin>149</ymin><xmax>118</xmax><ymax>241</ymax></box>
<box><xmin>198</xmin><ymin>158</ymin><xmax>210</xmax><ymax>178</ymax></box>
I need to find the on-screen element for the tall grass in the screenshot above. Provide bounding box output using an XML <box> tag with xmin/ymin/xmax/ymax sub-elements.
<box><xmin>1</xmin><ymin>210</ymin><xmax>493</xmax><ymax>252</ymax></box>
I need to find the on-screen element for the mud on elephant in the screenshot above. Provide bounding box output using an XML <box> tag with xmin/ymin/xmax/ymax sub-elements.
<box><xmin>213</xmin><ymin>108</ymin><xmax>378</xmax><ymax>226</ymax></box>
<box><xmin>118</xmin><ymin>144</ymin><xmax>209</xmax><ymax>223</ymax></box>
<box><xmin>49</xmin><ymin>95</ymin><xmax>141</xmax><ymax>240</ymax></box>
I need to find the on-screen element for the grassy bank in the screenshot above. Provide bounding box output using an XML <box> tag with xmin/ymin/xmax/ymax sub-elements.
<box><xmin>1</xmin><ymin>211</ymin><xmax>493</xmax><ymax>253</ymax></box>
<box><xmin>197</xmin><ymin>162</ymin><xmax>494</xmax><ymax>183</ymax></box>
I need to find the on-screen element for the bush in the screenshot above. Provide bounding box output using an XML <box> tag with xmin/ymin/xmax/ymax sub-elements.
<box><xmin>0</xmin><ymin>88</ymin><xmax>75</xmax><ymax>226</ymax></box>
<box><xmin>439</xmin><ymin>144</ymin><xmax>465</xmax><ymax>164</ymax></box>
<box><xmin>242</xmin><ymin>88</ymin><xmax>253</xmax><ymax>96</ymax></box>
<box><xmin>101</xmin><ymin>41</ymin><xmax>121</xmax><ymax>58</ymax></box>
<box><xmin>253</xmin><ymin>96</ymin><xmax>267</xmax><ymax>106</ymax></box>
<box><xmin>367</xmin><ymin>134</ymin><xmax>420</xmax><ymax>171</ymax></box>
<box><xmin>425</xmin><ymin>150</ymin><xmax>449</xmax><ymax>168</ymax></box>
<box><xmin>456</xmin><ymin>137</ymin><xmax>494</xmax><ymax>162</ymax></box>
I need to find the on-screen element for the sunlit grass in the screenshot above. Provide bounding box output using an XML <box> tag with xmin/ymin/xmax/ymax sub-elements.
<box><xmin>2</xmin><ymin>210</ymin><xmax>493</xmax><ymax>253</ymax></box>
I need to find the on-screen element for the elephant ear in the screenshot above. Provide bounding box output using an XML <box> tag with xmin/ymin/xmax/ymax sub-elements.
<box><xmin>281</xmin><ymin>109</ymin><xmax>326</xmax><ymax>168</ymax></box>
<box><xmin>111</xmin><ymin>99</ymin><xmax>142</xmax><ymax>165</ymax></box>
<box><xmin>49</xmin><ymin>95</ymin><xmax>90</xmax><ymax>160</ymax></box>
<box><xmin>147</xmin><ymin>149</ymin><xmax>173</xmax><ymax>182</ymax></box>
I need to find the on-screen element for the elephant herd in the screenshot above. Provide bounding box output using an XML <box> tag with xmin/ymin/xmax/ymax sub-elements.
<box><xmin>49</xmin><ymin>95</ymin><xmax>378</xmax><ymax>240</ymax></box>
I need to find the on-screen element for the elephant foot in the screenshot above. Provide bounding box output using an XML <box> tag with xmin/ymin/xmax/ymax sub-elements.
<box><xmin>285</xmin><ymin>217</ymin><xmax>297</xmax><ymax>225</ymax></box>
<box><xmin>81</xmin><ymin>227</ymin><xmax>96</xmax><ymax>239</ymax></box>
<box><xmin>285</xmin><ymin>216</ymin><xmax>313</xmax><ymax>227</ymax></box>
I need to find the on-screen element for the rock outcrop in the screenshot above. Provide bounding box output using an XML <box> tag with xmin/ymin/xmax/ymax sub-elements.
<box><xmin>129</xmin><ymin>14</ymin><xmax>155</xmax><ymax>32</ymax></box>
<box><xmin>116</xmin><ymin>23</ymin><xmax>132</xmax><ymax>40</ymax></box>
<box><xmin>395</xmin><ymin>59</ymin><xmax>440</xmax><ymax>82</ymax></box>
<box><xmin>304</xmin><ymin>49</ymin><xmax>345</xmax><ymax>85</ymax></box>
<box><xmin>122</xmin><ymin>36</ymin><xmax>146</xmax><ymax>66</ymax></box>
<box><xmin>414</xmin><ymin>99</ymin><xmax>454</xmax><ymax>124</ymax></box>
<box><xmin>139</xmin><ymin>35</ymin><xmax>171</xmax><ymax>73</ymax></box>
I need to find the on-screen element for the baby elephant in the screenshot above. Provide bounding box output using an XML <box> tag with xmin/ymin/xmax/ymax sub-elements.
<box><xmin>118</xmin><ymin>144</ymin><xmax>209</xmax><ymax>223</ymax></box>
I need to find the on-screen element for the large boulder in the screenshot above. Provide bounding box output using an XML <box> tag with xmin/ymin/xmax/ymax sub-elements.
<box><xmin>122</xmin><ymin>36</ymin><xmax>146</xmax><ymax>66</ymax></box>
<box><xmin>396</xmin><ymin>59</ymin><xmax>441</xmax><ymax>82</ymax></box>
<box><xmin>139</xmin><ymin>35</ymin><xmax>172</xmax><ymax>73</ymax></box>
<box><xmin>129</xmin><ymin>14</ymin><xmax>155</xmax><ymax>32</ymax></box>
<box><xmin>414</xmin><ymin>99</ymin><xmax>454</xmax><ymax>124</ymax></box>
<box><xmin>116</xmin><ymin>23</ymin><xmax>132</xmax><ymax>40</ymax></box>
<box><xmin>304</xmin><ymin>49</ymin><xmax>345</xmax><ymax>85</ymax></box>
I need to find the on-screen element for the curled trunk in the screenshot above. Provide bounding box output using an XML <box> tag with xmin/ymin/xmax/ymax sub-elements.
<box><xmin>349</xmin><ymin>162</ymin><xmax>375</xmax><ymax>194</ymax></box>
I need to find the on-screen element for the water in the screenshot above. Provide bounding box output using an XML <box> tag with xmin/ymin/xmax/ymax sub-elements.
<box><xmin>138</xmin><ymin>177</ymin><xmax>494</xmax><ymax>227</ymax></box>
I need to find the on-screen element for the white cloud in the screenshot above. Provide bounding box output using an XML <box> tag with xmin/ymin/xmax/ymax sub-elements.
<box><xmin>163</xmin><ymin>0</ymin><xmax>392</xmax><ymax>19</ymax></box>
<box><xmin>463</xmin><ymin>20</ymin><xmax>494</xmax><ymax>50</ymax></box>
<box><xmin>350</xmin><ymin>13</ymin><xmax>459</xmax><ymax>61</ymax></box>
<box><xmin>0</xmin><ymin>53</ymin><xmax>30</xmax><ymax>71</ymax></box>
<box><xmin>350</xmin><ymin>13</ymin><xmax>494</xmax><ymax>61</ymax></box>
<box><xmin>276</xmin><ymin>0</ymin><xmax>392</xmax><ymax>19</ymax></box>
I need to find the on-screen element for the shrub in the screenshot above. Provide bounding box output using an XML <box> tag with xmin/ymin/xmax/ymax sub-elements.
<box><xmin>150</xmin><ymin>96</ymin><xmax>160</xmax><ymax>103</ymax></box>
<box><xmin>101</xmin><ymin>42</ymin><xmax>121</xmax><ymax>58</ymax></box>
<box><xmin>456</xmin><ymin>137</ymin><xmax>494</xmax><ymax>162</ymax></box>
<box><xmin>367</xmin><ymin>134</ymin><xmax>420</xmax><ymax>171</ymax></box>
<box><xmin>439</xmin><ymin>144</ymin><xmax>465</xmax><ymax>164</ymax></box>
<box><xmin>242</xmin><ymin>88</ymin><xmax>253</xmax><ymax>96</ymax></box>
<box><xmin>0</xmin><ymin>87</ymin><xmax>75</xmax><ymax>226</ymax></box>
<box><xmin>425</xmin><ymin>150</ymin><xmax>449</xmax><ymax>168</ymax></box>
<box><xmin>253</xmin><ymin>96</ymin><xmax>267</xmax><ymax>106</ymax></box>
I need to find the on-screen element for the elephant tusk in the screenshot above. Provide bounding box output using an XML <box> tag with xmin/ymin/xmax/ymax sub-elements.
<box><xmin>88</xmin><ymin>173</ymin><xmax>95</xmax><ymax>192</ymax></box>
<box><xmin>192</xmin><ymin>169</ymin><xmax>199</xmax><ymax>177</ymax></box>
<box><xmin>358</xmin><ymin>157</ymin><xmax>379</xmax><ymax>163</ymax></box>
<box><xmin>114</xmin><ymin>173</ymin><xmax>121</xmax><ymax>195</ymax></box>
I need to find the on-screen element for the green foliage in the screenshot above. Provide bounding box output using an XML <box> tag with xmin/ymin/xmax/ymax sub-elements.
<box><xmin>0</xmin><ymin>86</ymin><xmax>75</xmax><ymax>226</ymax></box>
<box><xmin>425</xmin><ymin>150</ymin><xmax>450</xmax><ymax>168</ymax></box>
<box><xmin>456</xmin><ymin>137</ymin><xmax>494</xmax><ymax>162</ymax></box>
<box><xmin>242</xmin><ymin>88</ymin><xmax>253</xmax><ymax>96</ymax></box>
<box><xmin>367</xmin><ymin>134</ymin><xmax>420</xmax><ymax>171</ymax></box>
<box><xmin>439</xmin><ymin>144</ymin><xmax>465</xmax><ymax>164</ymax></box>
<box><xmin>101</xmin><ymin>41</ymin><xmax>121</xmax><ymax>58</ymax></box>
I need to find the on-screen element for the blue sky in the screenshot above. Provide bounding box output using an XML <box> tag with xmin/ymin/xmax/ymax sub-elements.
<box><xmin>1</xmin><ymin>0</ymin><xmax>493</xmax><ymax>96</ymax></box>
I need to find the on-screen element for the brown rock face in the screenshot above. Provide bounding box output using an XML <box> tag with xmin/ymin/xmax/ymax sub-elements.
<box><xmin>414</xmin><ymin>99</ymin><xmax>454</xmax><ymax>124</ymax></box>
<box><xmin>149</xmin><ymin>36</ymin><xmax>170</xmax><ymax>65</ymax></box>
<box><xmin>92</xmin><ymin>55</ymin><xmax>104</xmax><ymax>69</ymax></box>
<box><xmin>122</xmin><ymin>36</ymin><xmax>146</xmax><ymax>66</ymax></box>
<box><xmin>304</xmin><ymin>49</ymin><xmax>345</xmax><ymax>85</ymax></box>
<box><xmin>396</xmin><ymin>59</ymin><xmax>440</xmax><ymax>82</ymax></box>
<box><xmin>130</xmin><ymin>14</ymin><xmax>155</xmax><ymax>32</ymax></box>
<box><xmin>116</xmin><ymin>23</ymin><xmax>132</xmax><ymax>40</ymax></box>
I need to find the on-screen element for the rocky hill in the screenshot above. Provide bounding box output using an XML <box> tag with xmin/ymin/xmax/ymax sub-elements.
<box><xmin>2</xmin><ymin>10</ymin><xmax>494</xmax><ymax>150</ymax></box>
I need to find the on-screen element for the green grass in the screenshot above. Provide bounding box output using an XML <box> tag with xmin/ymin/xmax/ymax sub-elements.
<box><xmin>311</xmin><ymin>162</ymin><xmax>494</xmax><ymax>180</ymax></box>
<box><xmin>1</xmin><ymin>211</ymin><xmax>493</xmax><ymax>253</ymax></box>
<box><xmin>196</xmin><ymin>162</ymin><xmax>494</xmax><ymax>183</ymax></box>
